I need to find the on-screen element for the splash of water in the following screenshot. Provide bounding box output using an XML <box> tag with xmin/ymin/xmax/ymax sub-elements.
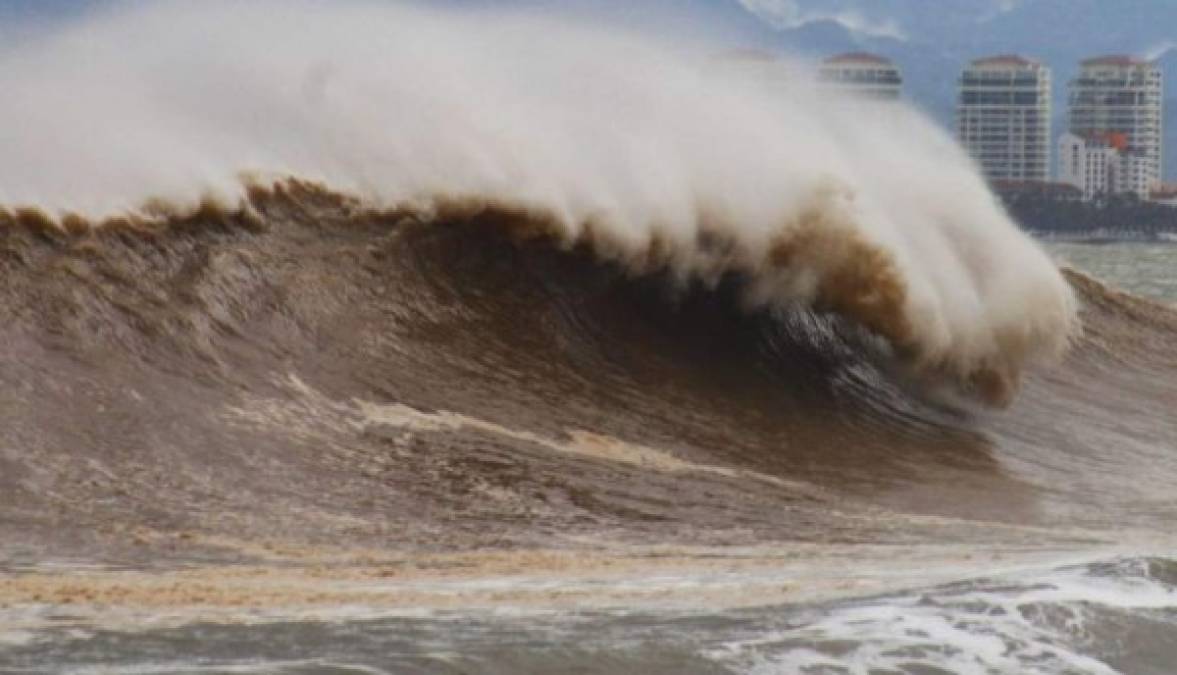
<box><xmin>0</xmin><ymin>0</ymin><xmax>1075</xmax><ymax>402</ymax></box>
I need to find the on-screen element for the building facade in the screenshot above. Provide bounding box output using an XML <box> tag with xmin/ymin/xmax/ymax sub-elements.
<box><xmin>817</xmin><ymin>52</ymin><xmax>902</xmax><ymax>100</ymax></box>
<box><xmin>957</xmin><ymin>55</ymin><xmax>1052</xmax><ymax>183</ymax></box>
<box><xmin>1068</xmin><ymin>55</ymin><xmax>1164</xmax><ymax>198</ymax></box>
<box><xmin>1058</xmin><ymin>132</ymin><xmax>1121</xmax><ymax>199</ymax></box>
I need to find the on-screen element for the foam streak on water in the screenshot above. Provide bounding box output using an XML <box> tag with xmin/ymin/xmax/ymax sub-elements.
<box><xmin>3</xmin><ymin>556</ymin><xmax>1177</xmax><ymax>674</ymax></box>
<box><xmin>716</xmin><ymin>557</ymin><xmax>1177</xmax><ymax>674</ymax></box>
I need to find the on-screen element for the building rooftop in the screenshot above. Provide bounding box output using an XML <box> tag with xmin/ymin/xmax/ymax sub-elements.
<box><xmin>1150</xmin><ymin>184</ymin><xmax>1177</xmax><ymax>199</ymax></box>
<box><xmin>823</xmin><ymin>52</ymin><xmax>893</xmax><ymax>66</ymax></box>
<box><xmin>1066</xmin><ymin>130</ymin><xmax>1130</xmax><ymax>151</ymax></box>
<box><xmin>1081</xmin><ymin>54</ymin><xmax>1152</xmax><ymax>67</ymax></box>
<box><xmin>970</xmin><ymin>54</ymin><xmax>1040</xmax><ymax>68</ymax></box>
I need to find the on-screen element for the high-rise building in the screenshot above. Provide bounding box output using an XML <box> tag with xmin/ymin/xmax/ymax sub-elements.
<box><xmin>956</xmin><ymin>55</ymin><xmax>1051</xmax><ymax>183</ymax></box>
<box><xmin>1068</xmin><ymin>55</ymin><xmax>1163</xmax><ymax>198</ymax></box>
<box><xmin>817</xmin><ymin>52</ymin><xmax>902</xmax><ymax>100</ymax></box>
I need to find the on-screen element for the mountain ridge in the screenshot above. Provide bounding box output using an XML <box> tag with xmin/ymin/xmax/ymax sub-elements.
<box><xmin>2</xmin><ymin>0</ymin><xmax>1173</xmax><ymax>179</ymax></box>
<box><xmin>743</xmin><ymin>0</ymin><xmax>1177</xmax><ymax>180</ymax></box>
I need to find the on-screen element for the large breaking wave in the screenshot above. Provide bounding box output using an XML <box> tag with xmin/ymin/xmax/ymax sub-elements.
<box><xmin>4</xmin><ymin>7</ymin><xmax>1177</xmax><ymax>672</ymax></box>
<box><xmin>0</xmin><ymin>0</ymin><xmax>1076</xmax><ymax>405</ymax></box>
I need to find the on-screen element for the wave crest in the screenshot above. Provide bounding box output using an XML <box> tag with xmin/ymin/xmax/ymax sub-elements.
<box><xmin>0</xmin><ymin>0</ymin><xmax>1077</xmax><ymax>405</ymax></box>
<box><xmin>3</xmin><ymin>175</ymin><xmax>1072</xmax><ymax>406</ymax></box>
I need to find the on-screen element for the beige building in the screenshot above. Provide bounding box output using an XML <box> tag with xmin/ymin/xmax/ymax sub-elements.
<box><xmin>1068</xmin><ymin>55</ymin><xmax>1164</xmax><ymax>198</ymax></box>
<box><xmin>1058</xmin><ymin>132</ymin><xmax>1121</xmax><ymax>199</ymax></box>
<box><xmin>957</xmin><ymin>55</ymin><xmax>1051</xmax><ymax>183</ymax></box>
<box><xmin>817</xmin><ymin>52</ymin><xmax>903</xmax><ymax>100</ymax></box>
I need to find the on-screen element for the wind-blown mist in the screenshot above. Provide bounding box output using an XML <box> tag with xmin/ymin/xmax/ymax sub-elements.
<box><xmin>0</xmin><ymin>0</ymin><xmax>1075</xmax><ymax>404</ymax></box>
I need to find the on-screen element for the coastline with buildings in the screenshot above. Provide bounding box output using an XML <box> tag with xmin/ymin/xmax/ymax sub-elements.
<box><xmin>956</xmin><ymin>52</ymin><xmax>1175</xmax><ymax>239</ymax></box>
<box><xmin>720</xmin><ymin>47</ymin><xmax>1177</xmax><ymax>240</ymax></box>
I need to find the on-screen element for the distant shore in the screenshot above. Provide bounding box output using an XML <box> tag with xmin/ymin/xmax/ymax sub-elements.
<box><xmin>997</xmin><ymin>186</ymin><xmax>1177</xmax><ymax>242</ymax></box>
<box><xmin>1031</xmin><ymin>230</ymin><xmax>1177</xmax><ymax>243</ymax></box>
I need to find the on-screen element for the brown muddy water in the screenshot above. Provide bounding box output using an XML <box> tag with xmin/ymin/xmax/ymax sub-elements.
<box><xmin>0</xmin><ymin>189</ymin><xmax>1175</xmax><ymax>674</ymax></box>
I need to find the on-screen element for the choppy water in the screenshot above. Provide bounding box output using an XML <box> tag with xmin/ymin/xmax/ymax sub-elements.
<box><xmin>4</xmin><ymin>555</ymin><xmax>1177</xmax><ymax>674</ymax></box>
<box><xmin>0</xmin><ymin>3</ymin><xmax>1174</xmax><ymax>673</ymax></box>
<box><xmin>0</xmin><ymin>213</ymin><xmax>1174</xmax><ymax>675</ymax></box>
<box><xmin>1048</xmin><ymin>241</ymin><xmax>1177</xmax><ymax>304</ymax></box>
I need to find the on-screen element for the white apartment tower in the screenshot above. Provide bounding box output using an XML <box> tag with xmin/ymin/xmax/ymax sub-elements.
<box><xmin>1058</xmin><ymin>132</ymin><xmax>1121</xmax><ymax>199</ymax></box>
<box><xmin>956</xmin><ymin>55</ymin><xmax>1052</xmax><ymax>183</ymax></box>
<box><xmin>817</xmin><ymin>52</ymin><xmax>903</xmax><ymax>100</ymax></box>
<box><xmin>1068</xmin><ymin>55</ymin><xmax>1164</xmax><ymax>198</ymax></box>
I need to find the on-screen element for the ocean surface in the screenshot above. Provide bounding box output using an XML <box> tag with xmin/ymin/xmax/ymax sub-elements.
<box><xmin>0</xmin><ymin>211</ymin><xmax>1173</xmax><ymax>675</ymax></box>
<box><xmin>0</xmin><ymin>3</ymin><xmax>1175</xmax><ymax>674</ymax></box>
<box><xmin>1049</xmin><ymin>241</ymin><xmax>1177</xmax><ymax>305</ymax></box>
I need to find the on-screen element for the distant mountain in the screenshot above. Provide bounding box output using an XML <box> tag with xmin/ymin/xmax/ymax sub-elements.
<box><xmin>475</xmin><ymin>0</ymin><xmax>1177</xmax><ymax>179</ymax></box>
<box><xmin>3</xmin><ymin>0</ymin><xmax>1174</xmax><ymax>178</ymax></box>
<box><xmin>0</xmin><ymin>0</ymin><xmax>92</xmax><ymax>20</ymax></box>
<box><xmin>770</xmin><ymin>19</ymin><xmax>860</xmax><ymax>56</ymax></box>
<box><xmin>737</xmin><ymin>0</ymin><xmax>1177</xmax><ymax>180</ymax></box>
